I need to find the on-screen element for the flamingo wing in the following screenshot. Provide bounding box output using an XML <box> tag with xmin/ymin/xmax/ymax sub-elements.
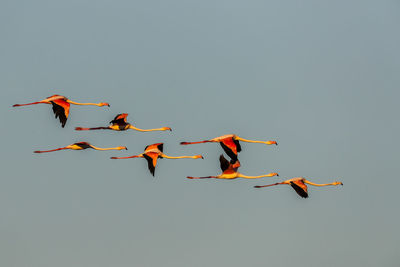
<box><xmin>73</xmin><ymin>142</ymin><xmax>92</xmax><ymax>149</ymax></box>
<box><xmin>220</xmin><ymin>138</ymin><xmax>239</xmax><ymax>161</ymax></box>
<box><xmin>51</xmin><ymin>99</ymin><xmax>70</xmax><ymax>127</ymax></box>
<box><xmin>219</xmin><ymin>155</ymin><xmax>230</xmax><ymax>172</ymax></box>
<box><xmin>110</xmin><ymin>113</ymin><xmax>128</xmax><ymax>125</ymax></box>
<box><xmin>290</xmin><ymin>180</ymin><xmax>309</xmax><ymax>198</ymax></box>
<box><xmin>144</xmin><ymin>143</ymin><xmax>164</xmax><ymax>153</ymax></box>
<box><xmin>143</xmin><ymin>152</ymin><xmax>159</xmax><ymax>176</ymax></box>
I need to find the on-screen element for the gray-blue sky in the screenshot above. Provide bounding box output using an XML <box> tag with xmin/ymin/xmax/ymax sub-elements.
<box><xmin>1</xmin><ymin>1</ymin><xmax>399</xmax><ymax>266</ymax></box>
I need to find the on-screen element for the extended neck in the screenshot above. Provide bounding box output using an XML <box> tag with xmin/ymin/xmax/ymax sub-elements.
<box><xmin>237</xmin><ymin>173</ymin><xmax>278</xmax><ymax>179</ymax></box>
<box><xmin>67</xmin><ymin>100</ymin><xmax>104</xmax><ymax>106</ymax></box>
<box><xmin>235</xmin><ymin>136</ymin><xmax>275</xmax><ymax>145</ymax></box>
<box><xmin>90</xmin><ymin>146</ymin><xmax>124</xmax><ymax>151</ymax></box>
<box><xmin>161</xmin><ymin>154</ymin><xmax>203</xmax><ymax>159</ymax></box>
<box><xmin>129</xmin><ymin>125</ymin><xmax>171</xmax><ymax>132</ymax></box>
<box><xmin>304</xmin><ymin>180</ymin><xmax>342</xmax><ymax>187</ymax></box>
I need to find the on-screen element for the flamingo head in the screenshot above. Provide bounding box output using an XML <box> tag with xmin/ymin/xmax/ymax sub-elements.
<box><xmin>99</xmin><ymin>102</ymin><xmax>110</xmax><ymax>107</ymax></box>
<box><xmin>162</xmin><ymin>127</ymin><xmax>172</xmax><ymax>131</ymax></box>
<box><xmin>117</xmin><ymin>146</ymin><xmax>128</xmax><ymax>150</ymax></box>
<box><xmin>266</xmin><ymin>141</ymin><xmax>278</xmax><ymax>145</ymax></box>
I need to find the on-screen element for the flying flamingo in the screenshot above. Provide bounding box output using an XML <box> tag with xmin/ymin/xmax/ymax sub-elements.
<box><xmin>34</xmin><ymin>142</ymin><xmax>127</xmax><ymax>153</ymax></box>
<box><xmin>13</xmin><ymin>95</ymin><xmax>110</xmax><ymax>127</ymax></box>
<box><xmin>180</xmin><ymin>134</ymin><xmax>277</xmax><ymax>161</ymax></box>
<box><xmin>110</xmin><ymin>143</ymin><xmax>203</xmax><ymax>176</ymax></box>
<box><xmin>254</xmin><ymin>177</ymin><xmax>343</xmax><ymax>198</ymax></box>
<box><xmin>75</xmin><ymin>113</ymin><xmax>172</xmax><ymax>132</ymax></box>
<box><xmin>187</xmin><ymin>155</ymin><xmax>278</xmax><ymax>180</ymax></box>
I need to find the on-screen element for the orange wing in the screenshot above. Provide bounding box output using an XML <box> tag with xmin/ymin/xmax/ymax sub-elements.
<box><xmin>144</xmin><ymin>143</ymin><xmax>164</xmax><ymax>153</ymax></box>
<box><xmin>51</xmin><ymin>99</ymin><xmax>70</xmax><ymax>127</ymax></box>
<box><xmin>220</xmin><ymin>137</ymin><xmax>241</xmax><ymax>161</ymax></box>
<box><xmin>143</xmin><ymin>152</ymin><xmax>159</xmax><ymax>176</ymax></box>
<box><xmin>290</xmin><ymin>180</ymin><xmax>309</xmax><ymax>198</ymax></box>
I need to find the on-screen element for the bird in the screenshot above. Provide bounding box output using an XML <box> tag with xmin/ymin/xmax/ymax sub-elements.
<box><xmin>180</xmin><ymin>134</ymin><xmax>277</xmax><ymax>161</ymax></box>
<box><xmin>254</xmin><ymin>177</ymin><xmax>343</xmax><ymax>198</ymax></box>
<box><xmin>34</xmin><ymin>142</ymin><xmax>127</xmax><ymax>153</ymax></box>
<box><xmin>110</xmin><ymin>143</ymin><xmax>203</xmax><ymax>176</ymax></box>
<box><xmin>13</xmin><ymin>94</ymin><xmax>110</xmax><ymax>127</ymax></box>
<box><xmin>187</xmin><ymin>155</ymin><xmax>279</xmax><ymax>180</ymax></box>
<box><xmin>75</xmin><ymin>113</ymin><xmax>172</xmax><ymax>132</ymax></box>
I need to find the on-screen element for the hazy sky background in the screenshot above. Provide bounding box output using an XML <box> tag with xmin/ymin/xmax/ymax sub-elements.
<box><xmin>1</xmin><ymin>1</ymin><xmax>399</xmax><ymax>266</ymax></box>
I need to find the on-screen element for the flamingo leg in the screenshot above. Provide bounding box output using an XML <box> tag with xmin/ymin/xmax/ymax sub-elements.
<box><xmin>180</xmin><ymin>140</ymin><xmax>212</xmax><ymax>145</ymax></box>
<box><xmin>186</xmin><ymin>176</ymin><xmax>216</xmax><ymax>179</ymax></box>
<box><xmin>13</xmin><ymin>101</ymin><xmax>47</xmax><ymax>107</ymax></box>
<box><xmin>34</xmin><ymin>147</ymin><xmax>68</xmax><ymax>153</ymax></box>
<box><xmin>110</xmin><ymin>155</ymin><xmax>143</xmax><ymax>159</ymax></box>
<box><xmin>254</xmin><ymin>182</ymin><xmax>284</xmax><ymax>188</ymax></box>
<box><xmin>75</xmin><ymin>127</ymin><xmax>111</xmax><ymax>131</ymax></box>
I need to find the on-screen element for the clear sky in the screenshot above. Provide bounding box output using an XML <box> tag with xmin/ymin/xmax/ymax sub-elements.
<box><xmin>1</xmin><ymin>1</ymin><xmax>399</xmax><ymax>266</ymax></box>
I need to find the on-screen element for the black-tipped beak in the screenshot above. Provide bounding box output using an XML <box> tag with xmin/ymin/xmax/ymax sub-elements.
<box><xmin>276</xmin><ymin>173</ymin><xmax>279</xmax><ymax>176</ymax></box>
<box><xmin>107</xmin><ymin>104</ymin><xmax>110</xmax><ymax>107</ymax></box>
<box><xmin>275</xmin><ymin>142</ymin><xmax>278</xmax><ymax>145</ymax></box>
<box><xmin>125</xmin><ymin>147</ymin><xmax>128</xmax><ymax>150</ymax></box>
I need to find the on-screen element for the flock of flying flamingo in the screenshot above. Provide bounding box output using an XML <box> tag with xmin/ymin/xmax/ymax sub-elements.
<box><xmin>13</xmin><ymin>94</ymin><xmax>343</xmax><ymax>198</ymax></box>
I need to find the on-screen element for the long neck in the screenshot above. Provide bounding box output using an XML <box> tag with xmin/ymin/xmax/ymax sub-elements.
<box><xmin>110</xmin><ymin>154</ymin><xmax>143</xmax><ymax>159</ymax></box>
<box><xmin>34</xmin><ymin>147</ymin><xmax>68</xmax><ymax>153</ymax></box>
<box><xmin>237</xmin><ymin>173</ymin><xmax>277</xmax><ymax>179</ymax></box>
<box><xmin>303</xmin><ymin>180</ymin><xmax>340</xmax><ymax>187</ymax></box>
<box><xmin>129</xmin><ymin>125</ymin><xmax>169</xmax><ymax>132</ymax></box>
<box><xmin>67</xmin><ymin>100</ymin><xmax>103</xmax><ymax>106</ymax></box>
<box><xmin>89</xmin><ymin>146</ymin><xmax>122</xmax><ymax>151</ymax></box>
<box><xmin>235</xmin><ymin>136</ymin><xmax>273</xmax><ymax>145</ymax></box>
<box><xmin>13</xmin><ymin>101</ymin><xmax>47</xmax><ymax>107</ymax></box>
<box><xmin>161</xmin><ymin>154</ymin><xmax>202</xmax><ymax>159</ymax></box>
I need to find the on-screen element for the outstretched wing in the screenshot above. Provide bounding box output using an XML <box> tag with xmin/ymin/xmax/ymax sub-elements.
<box><xmin>143</xmin><ymin>152</ymin><xmax>159</xmax><ymax>176</ymax></box>
<box><xmin>220</xmin><ymin>138</ymin><xmax>239</xmax><ymax>162</ymax></box>
<box><xmin>290</xmin><ymin>181</ymin><xmax>308</xmax><ymax>198</ymax></box>
<box><xmin>144</xmin><ymin>143</ymin><xmax>163</xmax><ymax>153</ymax></box>
<box><xmin>51</xmin><ymin>99</ymin><xmax>70</xmax><ymax>127</ymax></box>
<box><xmin>110</xmin><ymin>113</ymin><xmax>128</xmax><ymax>125</ymax></box>
<box><xmin>73</xmin><ymin>142</ymin><xmax>92</xmax><ymax>149</ymax></box>
<box><xmin>219</xmin><ymin>155</ymin><xmax>230</xmax><ymax>172</ymax></box>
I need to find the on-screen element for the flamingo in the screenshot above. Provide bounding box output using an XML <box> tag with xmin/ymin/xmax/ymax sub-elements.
<box><xmin>34</xmin><ymin>142</ymin><xmax>127</xmax><ymax>153</ymax></box>
<box><xmin>75</xmin><ymin>113</ymin><xmax>172</xmax><ymax>132</ymax></box>
<box><xmin>180</xmin><ymin>134</ymin><xmax>277</xmax><ymax>161</ymax></box>
<box><xmin>110</xmin><ymin>143</ymin><xmax>203</xmax><ymax>176</ymax></box>
<box><xmin>13</xmin><ymin>95</ymin><xmax>109</xmax><ymax>127</ymax></box>
<box><xmin>187</xmin><ymin>155</ymin><xmax>278</xmax><ymax>180</ymax></box>
<box><xmin>254</xmin><ymin>177</ymin><xmax>343</xmax><ymax>198</ymax></box>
